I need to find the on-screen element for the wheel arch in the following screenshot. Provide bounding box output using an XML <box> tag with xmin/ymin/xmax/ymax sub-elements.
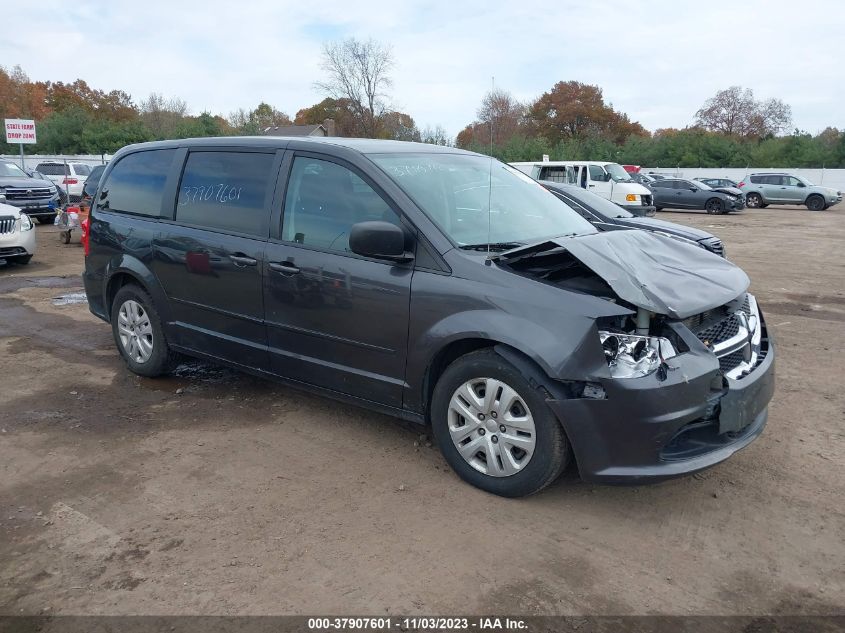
<box><xmin>422</xmin><ymin>338</ymin><xmax>575</xmax><ymax>423</ymax></box>
<box><xmin>423</xmin><ymin>337</ymin><xmax>498</xmax><ymax>423</ymax></box>
<box><xmin>103</xmin><ymin>256</ymin><xmax>172</xmax><ymax>324</ymax></box>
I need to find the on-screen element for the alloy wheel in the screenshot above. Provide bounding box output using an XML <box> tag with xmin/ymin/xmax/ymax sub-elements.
<box><xmin>447</xmin><ymin>377</ymin><xmax>537</xmax><ymax>477</ymax></box>
<box><xmin>117</xmin><ymin>299</ymin><xmax>154</xmax><ymax>364</ymax></box>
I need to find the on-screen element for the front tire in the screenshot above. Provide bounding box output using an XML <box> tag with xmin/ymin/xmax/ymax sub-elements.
<box><xmin>431</xmin><ymin>349</ymin><xmax>569</xmax><ymax>497</ymax></box>
<box><xmin>110</xmin><ymin>285</ymin><xmax>174</xmax><ymax>377</ymax></box>
<box><xmin>746</xmin><ymin>193</ymin><xmax>763</xmax><ymax>208</ymax></box>
<box><xmin>806</xmin><ymin>195</ymin><xmax>825</xmax><ymax>211</ymax></box>
<box><xmin>705</xmin><ymin>198</ymin><xmax>724</xmax><ymax>214</ymax></box>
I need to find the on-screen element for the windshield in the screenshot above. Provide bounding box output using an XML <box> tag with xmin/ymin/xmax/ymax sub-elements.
<box><xmin>556</xmin><ymin>185</ymin><xmax>634</xmax><ymax>218</ymax></box>
<box><xmin>796</xmin><ymin>175</ymin><xmax>815</xmax><ymax>186</ymax></box>
<box><xmin>370</xmin><ymin>153</ymin><xmax>595</xmax><ymax>247</ymax></box>
<box><xmin>604</xmin><ymin>163</ymin><xmax>632</xmax><ymax>182</ymax></box>
<box><xmin>0</xmin><ymin>162</ymin><xmax>27</xmax><ymax>178</ymax></box>
<box><xmin>692</xmin><ymin>180</ymin><xmax>713</xmax><ymax>190</ymax></box>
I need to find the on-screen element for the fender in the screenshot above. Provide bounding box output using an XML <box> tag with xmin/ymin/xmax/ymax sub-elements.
<box><xmin>404</xmin><ymin>308</ymin><xmax>614</xmax><ymax>415</ymax></box>
<box><xmin>103</xmin><ymin>253</ymin><xmax>173</xmax><ymax>327</ymax></box>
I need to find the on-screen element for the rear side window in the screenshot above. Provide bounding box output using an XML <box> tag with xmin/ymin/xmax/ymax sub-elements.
<box><xmin>35</xmin><ymin>163</ymin><xmax>66</xmax><ymax>176</ymax></box>
<box><xmin>99</xmin><ymin>149</ymin><xmax>176</xmax><ymax>216</ymax></box>
<box><xmin>176</xmin><ymin>151</ymin><xmax>275</xmax><ymax>237</ymax></box>
<box><xmin>539</xmin><ymin>166</ymin><xmax>569</xmax><ymax>183</ymax></box>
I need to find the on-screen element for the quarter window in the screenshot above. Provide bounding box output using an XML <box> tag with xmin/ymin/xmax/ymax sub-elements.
<box><xmin>282</xmin><ymin>156</ymin><xmax>398</xmax><ymax>252</ymax></box>
<box><xmin>176</xmin><ymin>151</ymin><xmax>275</xmax><ymax>237</ymax></box>
<box><xmin>99</xmin><ymin>149</ymin><xmax>176</xmax><ymax>217</ymax></box>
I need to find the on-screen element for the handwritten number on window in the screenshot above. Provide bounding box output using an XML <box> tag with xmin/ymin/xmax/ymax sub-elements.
<box><xmin>179</xmin><ymin>184</ymin><xmax>243</xmax><ymax>206</ymax></box>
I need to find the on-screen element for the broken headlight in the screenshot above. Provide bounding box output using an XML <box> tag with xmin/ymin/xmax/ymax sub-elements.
<box><xmin>599</xmin><ymin>331</ymin><xmax>676</xmax><ymax>379</ymax></box>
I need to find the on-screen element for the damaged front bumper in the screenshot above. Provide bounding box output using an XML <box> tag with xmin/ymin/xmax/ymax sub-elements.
<box><xmin>548</xmin><ymin>307</ymin><xmax>775</xmax><ymax>483</ymax></box>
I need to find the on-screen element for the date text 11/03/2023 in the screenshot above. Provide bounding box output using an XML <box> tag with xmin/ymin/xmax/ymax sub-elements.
<box><xmin>307</xmin><ymin>617</ymin><xmax>528</xmax><ymax>630</ymax></box>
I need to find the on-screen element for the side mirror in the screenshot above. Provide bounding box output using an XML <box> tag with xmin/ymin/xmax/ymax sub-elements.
<box><xmin>689</xmin><ymin>186</ymin><xmax>698</xmax><ymax>192</ymax></box>
<box><xmin>797</xmin><ymin>182</ymin><xmax>806</xmax><ymax>188</ymax></box>
<box><xmin>349</xmin><ymin>221</ymin><xmax>413</xmax><ymax>262</ymax></box>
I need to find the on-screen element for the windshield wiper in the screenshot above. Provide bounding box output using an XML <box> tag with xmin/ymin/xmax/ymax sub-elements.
<box><xmin>459</xmin><ymin>241</ymin><xmax>525</xmax><ymax>252</ymax></box>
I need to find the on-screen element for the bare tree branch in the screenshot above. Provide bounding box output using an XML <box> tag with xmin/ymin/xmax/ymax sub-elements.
<box><xmin>315</xmin><ymin>38</ymin><xmax>394</xmax><ymax>137</ymax></box>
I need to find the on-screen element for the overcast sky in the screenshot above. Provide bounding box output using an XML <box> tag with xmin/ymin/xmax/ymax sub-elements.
<box><xmin>3</xmin><ymin>0</ymin><xmax>843</xmax><ymax>137</ymax></box>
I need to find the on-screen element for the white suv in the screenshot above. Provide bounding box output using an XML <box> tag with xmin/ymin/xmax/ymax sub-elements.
<box><xmin>0</xmin><ymin>202</ymin><xmax>37</xmax><ymax>265</ymax></box>
<box><xmin>34</xmin><ymin>161</ymin><xmax>93</xmax><ymax>201</ymax></box>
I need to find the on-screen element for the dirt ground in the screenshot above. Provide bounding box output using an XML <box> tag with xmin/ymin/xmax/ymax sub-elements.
<box><xmin>0</xmin><ymin>207</ymin><xmax>843</xmax><ymax>617</ymax></box>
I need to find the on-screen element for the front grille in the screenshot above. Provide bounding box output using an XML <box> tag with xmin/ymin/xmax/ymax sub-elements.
<box><xmin>0</xmin><ymin>216</ymin><xmax>16</xmax><ymax>234</ymax></box>
<box><xmin>5</xmin><ymin>187</ymin><xmax>53</xmax><ymax>200</ymax></box>
<box><xmin>718</xmin><ymin>348</ymin><xmax>747</xmax><ymax>372</ymax></box>
<box><xmin>696</xmin><ymin>314</ymin><xmax>741</xmax><ymax>346</ymax></box>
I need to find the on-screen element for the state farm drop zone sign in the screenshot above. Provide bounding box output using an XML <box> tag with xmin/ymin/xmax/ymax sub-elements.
<box><xmin>4</xmin><ymin>119</ymin><xmax>37</xmax><ymax>144</ymax></box>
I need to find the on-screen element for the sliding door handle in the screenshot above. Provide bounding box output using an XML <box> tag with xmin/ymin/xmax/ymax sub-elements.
<box><xmin>229</xmin><ymin>254</ymin><xmax>258</xmax><ymax>267</ymax></box>
<box><xmin>269</xmin><ymin>261</ymin><xmax>301</xmax><ymax>275</ymax></box>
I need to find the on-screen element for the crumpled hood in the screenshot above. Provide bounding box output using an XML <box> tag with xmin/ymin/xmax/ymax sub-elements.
<box><xmin>502</xmin><ymin>230</ymin><xmax>749</xmax><ymax>319</ymax></box>
<box><xmin>712</xmin><ymin>186</ymin><xmax>743</xmax><ymax>196</ymax></box>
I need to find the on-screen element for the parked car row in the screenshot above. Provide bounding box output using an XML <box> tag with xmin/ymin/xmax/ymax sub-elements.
<box><xmin>511</xmin><ymin>161</ymin><xmax>657</xmax><ymax>216</ymax></box>
<box><xmin>0</xmin><ymin>160</ymin><xmax>107</xmax><ymax>267</ymax></box>
<box><xmin>0</xmin><ymin>159</ymin><xmax>61</xmax><ymax>223</ymax></box>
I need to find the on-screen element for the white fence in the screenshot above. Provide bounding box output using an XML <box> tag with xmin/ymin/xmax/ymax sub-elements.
<box><xmin>643</xmin><ymin>167</ymin><xmax>845</xmax><ymax>191</ymax></box>
<box><xmin>0</xmin><ymin>154</ymin><xmax>112</xmax><ymax>171</ymax></box>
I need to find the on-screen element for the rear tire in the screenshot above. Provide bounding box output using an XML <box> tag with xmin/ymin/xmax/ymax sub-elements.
<box><xmin>430</xmin><ymin>349</ymin><xmax>569</xmax><ymax>497</ymax></box>
<box><xmin>746</xmin><ymin>193</ymin><xmax>763</xmax><ymax>208</ymax></box>
<box><xmin>110</xmin><ymin>285</ymin><xmax>175</xmax><ymax>377</ymax></box>
<box><xmin>806</xmin><ymin>195</ymin><xmax>825</xmax><ymax>211</ymax></box>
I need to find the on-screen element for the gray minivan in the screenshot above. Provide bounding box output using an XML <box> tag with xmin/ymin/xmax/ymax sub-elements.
<box><xmin>83</xmin><ymin>137</ymin><xmax>775</xmax><ymax>497</ymax></box>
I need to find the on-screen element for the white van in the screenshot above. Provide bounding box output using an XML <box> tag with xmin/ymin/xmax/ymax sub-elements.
<box><xmin>511</xmin><ymin>160</ymin><xmax>656</xmax><ymax>216</ymax></box>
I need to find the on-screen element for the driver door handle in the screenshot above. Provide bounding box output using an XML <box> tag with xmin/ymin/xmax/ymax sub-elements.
<box><xmin>269</xmin><ymin>261</ymin><xmax>301</xmax><ymax>275</ymax></box>
<box><xmin>229</xmin><ymin>253</ymin><xmax>258</xmax><ymax>267</ymax></box>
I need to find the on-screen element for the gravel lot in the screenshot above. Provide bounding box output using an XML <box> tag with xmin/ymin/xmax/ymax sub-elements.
<box><xmin>1</xmin><ymin>207</ymin><xmax>843</xmax><ymax>616</ymax></box>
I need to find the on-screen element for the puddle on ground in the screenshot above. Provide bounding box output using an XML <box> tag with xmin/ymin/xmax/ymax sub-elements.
<box><xmin>170</xmin><ymin>361</ymin><xmax>236</xmax><ymax>384</ymax></box>
<box><xmin>52</xmin><ymin>292</ymin><xmax>88</xmax><ymax>306</ymax></box>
